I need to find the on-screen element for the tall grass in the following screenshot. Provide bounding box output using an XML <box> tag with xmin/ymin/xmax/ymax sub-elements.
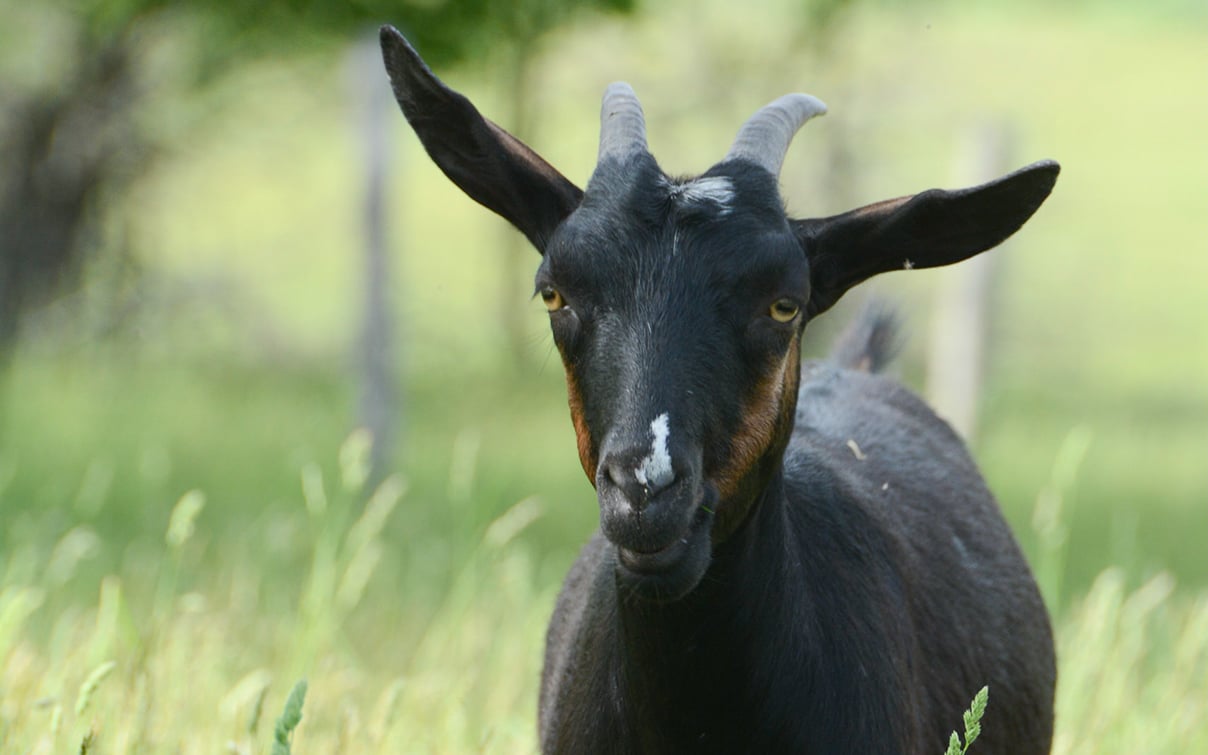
<box><xmin>0</xmin><ymin>434</ymin><xmax>554</xmax><ymax>753</ymax></box>
<box><xmin>1053</xmin><ymin>570</ymin><xmax>1208</xmax><ymax>754</ymax></box>
<box><xmin>2</xmin><ymin>434</ymin><xmax>1206</xmax><ymax>753</ymax></box>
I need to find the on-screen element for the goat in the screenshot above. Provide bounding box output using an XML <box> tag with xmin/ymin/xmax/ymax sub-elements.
<box><xmin>381</xmin><ymin>25</ymin><xmax>1057</xmax><ymax>755</ymax></box>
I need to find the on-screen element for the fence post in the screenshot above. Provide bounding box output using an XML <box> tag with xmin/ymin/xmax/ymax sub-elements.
<box><xmin>351</xmin><ymin>32</ymin><xmax>399</xmax><ymax>487</ymax></box>
<box><xmin>925</xmin><ymin>121</ymin><xmax>1014</xmax><ymax>442</ymax></box>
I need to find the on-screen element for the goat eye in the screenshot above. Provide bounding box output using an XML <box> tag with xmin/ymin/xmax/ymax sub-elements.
<box><xmin>541</xmin><ymin>287</ymin><xmax>566</xmax><ymax>312</ymax></box>
<box><xmin>769</xmin><ymin>298</ymin><xmax>800</xmax><ymax>323</ymax></box>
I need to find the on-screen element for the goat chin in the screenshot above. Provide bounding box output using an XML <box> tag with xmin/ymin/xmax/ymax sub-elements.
<box><xmin>612</xmin><ymin>505</ymin><xmax>715</xmax><ymax>603</ymax></box>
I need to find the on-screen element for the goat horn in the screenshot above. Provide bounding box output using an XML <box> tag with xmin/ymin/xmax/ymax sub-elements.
<box><xmin>725</xmin><ymin>94</ymin><xmax>827</xmax><ymax>176</ymax></box>
<box><xmin>598</xmin><ymin>82</ymin><xmax>648</xmax><ymax>162</ymax></box>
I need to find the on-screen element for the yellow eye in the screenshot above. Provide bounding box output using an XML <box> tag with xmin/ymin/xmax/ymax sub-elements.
<box><xmin>541</xmin><ymin>287</ymin><xmax>565</xmax><ymax>312</ymax></box>
<box><xmin>769</xmin><ymin>298</ymin><xmax>800</xmax><ymax>323</ymax></box>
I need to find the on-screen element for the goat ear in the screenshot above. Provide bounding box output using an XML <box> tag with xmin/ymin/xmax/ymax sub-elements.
<box><xmin>794</xmin><ymin>160</ymin><xmax>1059</xmax><ymax>316</ymax></box>
<box><xmin>380</xmin><ymin>26</ymin><xmax>583</xmax><ymax>253</ymax></box>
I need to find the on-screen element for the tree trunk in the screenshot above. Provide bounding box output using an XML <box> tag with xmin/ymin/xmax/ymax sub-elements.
<box><xmin>0</xmin><ymin>33</ymin><xmax>143</xmax><ymax>363</ymax></box>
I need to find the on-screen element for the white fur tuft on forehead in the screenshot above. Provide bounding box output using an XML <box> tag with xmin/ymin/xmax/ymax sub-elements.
<box><xmin>665</xmin><ymin>176</ymin><xmax>735</xmax><ymax>214</ymax></box>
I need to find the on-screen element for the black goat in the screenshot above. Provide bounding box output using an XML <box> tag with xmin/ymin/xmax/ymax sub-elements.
<box><xmin>381</xmin><ymin>26</ymin><xmax>1057</xmax><ymax>755</ymax></box>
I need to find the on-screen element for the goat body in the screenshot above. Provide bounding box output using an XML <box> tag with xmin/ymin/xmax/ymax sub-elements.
<box><xmin>541</xmin><ymin>320</ymin><xmax>1054</xmax><ymax>753</ymax></box>
<box><xmin>381</xmin><ymin>25</ymin><xmax>1057</xmax><ymax>754</ymax></box>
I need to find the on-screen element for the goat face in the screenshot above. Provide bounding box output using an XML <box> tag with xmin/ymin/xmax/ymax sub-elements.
<box><xmin>380</xmin><ymin>25</ymin><xmax>1059</xmax><ymax>602</ymax></box>
<box><xmin>538</xmin><ymin>155</ymin><xmax>810</xmax><ymax>600</ymax></box>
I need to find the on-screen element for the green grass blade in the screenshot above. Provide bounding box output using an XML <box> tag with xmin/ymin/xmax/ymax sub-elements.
<box><xmin>272</xmin><ymin>679</ymin><xmax>308</xmax><ymax>755</ymax></box>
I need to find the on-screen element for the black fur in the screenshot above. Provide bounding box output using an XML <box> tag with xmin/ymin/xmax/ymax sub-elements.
<box><xmin>828</xmin><ymin>301</ymin><xmax>901</xmax><ymax>373</ymax></box>
<box><xmin>537</xmin><ymin>332</ymin><xmax>1055</xmax><ymax>754</ymax></box>
<box><xmin>380</xmin><ymin>26</ymin><xmax>1058</xmax><ymax>754</ymax></box>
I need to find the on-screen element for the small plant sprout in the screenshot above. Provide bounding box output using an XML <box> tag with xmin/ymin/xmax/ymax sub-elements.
<box><xmin>369</xmin><ymin>678</ymin><xmax>406</xmax><ymax>744</ymax></box>
<box><xmin>271</xmin><ymin>679</ymin><xmax>308</xmax><ymax>755</ymax></box>
<box><xmin>50</xmin><ymin>701</ymin><xmax>63</xmax><ymax>736</ymax></box>
<box><xmin>165</xmin><ymin>489</ymin><xmax>205</xmax><ymax>549</ymax></box>
<box><xmin>0</xmin><ymin>585</ymin><xmax>46</xmax><ymax>659</ymax></box>
<box><xmin>301</xmin><ymin>462</ymin><xmax>328</xmax><ymax>517</ymax></box>
<box><xmin>945</xmin><ymin>686</ymin><xmax>989</xmax><ymax>755</ymax></box>
<box><xmin>75</xmin><ymin>660</ymin><xmax>117</xmax><ymax>716</ymax></box>
<box><xmin>248</xmin><ymin>680</ymin><xmax>271</xmax><ymax>735</ymax></box>
<box><xmin>339</xmin><ymin>428</ymin><xmax>374</xmax><ymax>493</ymax></box>
<box><xmin>483</xmin><ymin>497</ymin><xmax>543</xmax><ymax>550</ymax></box>
<box><xmin>220</xmin><ymin>668</ymin><xmax>274</xmax><ymax>735</ymax></box>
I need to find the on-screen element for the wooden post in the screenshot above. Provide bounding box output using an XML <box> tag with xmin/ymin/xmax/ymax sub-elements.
<box><xmin>925</xmin><ymin>122</ymin><xmax>1014</xmax><ymax>442</ymax></box>
<box><xmin>351</xmin><ymin>32</ymin><xmax>398</xmax><ymax>487</ymax></box>
<box><xmin>498</xmin><ymin>41</ymin><xmax>538</xmax><ymax>369</ymax></box>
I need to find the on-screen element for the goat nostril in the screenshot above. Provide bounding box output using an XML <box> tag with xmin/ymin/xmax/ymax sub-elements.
<box><xmin>637</xmin><ymin>468</ymin><xmax>676</xmax><ymax>501</ymax></box>
<box><xmin>635</xmin><ymin>454</ymin><xmax>676</xmax><ymax>500</ymax></box>
<box><xmin>604</xmin><ymin>462</ymin><xmax>625</xmax><ymax>490</ymax></box>
<box><xmin>603</xmin><ymin>459</ymin><xmax>656</xmax><ymax>508</ymax></box>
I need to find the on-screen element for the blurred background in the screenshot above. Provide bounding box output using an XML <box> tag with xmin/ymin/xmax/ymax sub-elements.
<box><xmin>1</xmin><ymin>0</ymin><xmax>1205</xmax><ymax>751</ymax></box>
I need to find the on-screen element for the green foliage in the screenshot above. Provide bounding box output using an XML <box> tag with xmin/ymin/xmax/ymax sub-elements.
<box><xmin>1053</xmin><ymin>570</ymin><xmax>1208</xmax><ymax>753</ymax></box>
<box><xmin>0</xmin><ymin>430</ymin><xmax>558</xmax><ymax>752</ymax></box>
<box><xmin>0</xmin><ymin>0</ymin><xmax>638</xmax><ymax>357</ymax></box>
<box><xmin>0</xmin><ymin>0</ymin><xmax>637</xmax><ymax>82</ymax></box>
<box><xmin>294</xmin><ymin>436</ymin><xmax>408</xmax><ymax>665</ymax></box>
<box><xmin>0</xmin><ymin>484</ymin><xmax>1205</xmax><ymax>752</ymax></box>
<box><xmin>1</xmin><ymin>429</ymin><xmax>1206</xmax><ymax>752</ymax></box>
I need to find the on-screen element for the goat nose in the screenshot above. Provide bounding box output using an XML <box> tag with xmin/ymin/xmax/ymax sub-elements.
<box><xmin>603</xmin><ymin>453</ymin><xmax>676</xmax><ymax>509</ymax></box>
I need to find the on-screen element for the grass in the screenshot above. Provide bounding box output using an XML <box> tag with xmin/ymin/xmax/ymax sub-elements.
<box><xmin>2</xmin><ymin>435</ymin><xmax>1206</xmax><ymax>753</ymax></box>
<box><xmin>0</xmin><ymin>444</ymin><xmax>558</xmax><ymax>753</ymax></box>
<box><xmin>271</xmin><ymin>680</ymin><xmax>307</xmax><ymax>755</ymax></box>
<box><xmin>1053</xmin><ymin>571</ymin><xmax>1208</xmax><ymax>754</ymax></box>
<box><xmin>944</xmin><ymin>686</ymin><xmax>987</xmax><ymax>755</ymax></box>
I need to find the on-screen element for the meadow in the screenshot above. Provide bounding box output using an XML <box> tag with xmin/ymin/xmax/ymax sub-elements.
<box><xmin>1</xmin><ymin>0</ymin><xmax>1206</xmax><ymax>751</ymax></box>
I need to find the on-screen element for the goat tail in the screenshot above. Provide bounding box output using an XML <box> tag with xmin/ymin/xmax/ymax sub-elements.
<box><xmin>828</xmin><ymin>300</ymin><xmax>901</xmax><ymax>374</ymax></box>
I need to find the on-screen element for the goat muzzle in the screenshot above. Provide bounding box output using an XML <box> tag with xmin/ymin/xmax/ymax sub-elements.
<box><xmin>598</xmin><ymin>470</ymin><xmax>717</xmax><ymax>602</ymax></box>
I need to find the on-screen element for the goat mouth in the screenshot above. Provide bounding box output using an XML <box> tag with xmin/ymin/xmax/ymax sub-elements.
<box><xmin>616</xmin><ymin>533</ymin><xmax>693</xmax><ymax>574</ymax></box>
<box><xmin>613</xmin><ymin>506</ymin><xmax>714</xmax><ymax>601</ymax></box>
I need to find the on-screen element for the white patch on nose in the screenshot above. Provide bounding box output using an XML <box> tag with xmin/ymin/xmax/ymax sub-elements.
<box><xmin>634</xmin><ymin>412</ymin><xmax>674</xmax><ymax>489</ymax></box>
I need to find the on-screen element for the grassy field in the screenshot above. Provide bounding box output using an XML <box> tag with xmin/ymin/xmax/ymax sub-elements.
<box><xmin>2</xmin><ymin>436</ymin><xmax>1206</xmax><ymax>752</ymax></box>
<box><xmin>2</xmin><ymin>0</ymin><xmax>1206</xmax><ymax>751</ymax></box>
